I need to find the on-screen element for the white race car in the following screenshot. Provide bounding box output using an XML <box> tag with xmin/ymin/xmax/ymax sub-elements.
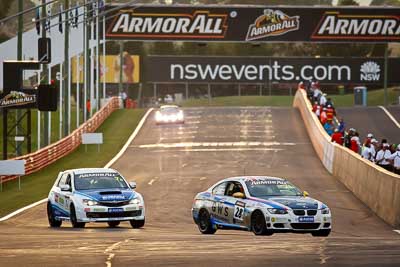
<box><xmin>192</xmin><ymin>176</ymin><xmax>332</xmax><ymax>236</ymax></box>
<box><xmin>155</xmin><ymin>105</ymin><xmax>184</xmax><ymax>124</ymax></box>
<box><xmin>47</xmin><ymin>168</ymin><xmax>145</xmax><ymax>228</ymax></box>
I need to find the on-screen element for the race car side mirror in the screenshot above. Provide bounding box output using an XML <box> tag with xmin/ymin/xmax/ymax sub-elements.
<box><xmin>129</xmin><ymin>181</ymin><xmax>137</xmax><ymax>189</ymax></box>
<box><xmin>303</xmin><ymin>191</ymin><xmax>309</xmax><ymax>197</ymax></box>
<box><xmin>60</xmin><ymin>184</ymin><xmax>71</xmax><ymax>191</ymax></box>
<box><xmin>232</xmin><ymin>192</ymin><xmax>246</xmax><ymax>199</ymax></box>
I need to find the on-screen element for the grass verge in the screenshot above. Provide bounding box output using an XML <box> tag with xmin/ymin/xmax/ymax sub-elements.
<box><xmin>180</xmin><ymin>88</ymin><xmax>399</xmax><ymax>107</ymax></box>
<box><xmin>0</xmin><ymin>109</ymin><xmax>146</xmax><ymax>217</ymax></box>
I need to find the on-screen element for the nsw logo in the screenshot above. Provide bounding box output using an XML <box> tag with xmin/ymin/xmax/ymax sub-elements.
<box><xmin>360</xmin><ymin>61</ymin><xmax>381</xmax><ymax>81</ymax></box>
<box><xmin>246</xmin><ymin>9</ymin><xmax>299</xmax><ymax>41</ymax></box>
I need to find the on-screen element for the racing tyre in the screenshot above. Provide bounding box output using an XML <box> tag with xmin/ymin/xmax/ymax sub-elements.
<box><xmin>130</xmin><ymin>219</ymin><xmax>145</xmax><ymax>229</ymax></box>
<box><xmin>251</xmin><ymin>210</ymin><xmax>273</xmax><ymax>236</ymax></box>
<box><xmin>312</xmin><ymin>229</ymin><xmax>331</xmax><ymax>237</ymax></box>
<box><xmin>108</xmin><ymin>221</ymin><xmax>120</xmax><ymax>227</ymax></box>
<box><xmin>70</xmin><ymin>204</ymin><xmax>86</xmax><ymax>228</ymax></box>
<box><xmin>47</xmin><ymin>201</ymin><xmax>62</xmax><ymax>227</ymax></box>
<box><xmin>197</xmin><ymin>209</ymin><xmax>216</xmax><ymax>235</ymax></box>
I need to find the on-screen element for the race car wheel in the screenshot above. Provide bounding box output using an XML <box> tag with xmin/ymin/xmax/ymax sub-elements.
<box><xmin>130</xmin><ymin>219</ymin><xmax>145</xmax><ymax>229</ymax></box>
<box><xmin>198</xmin><ymin>209</ymin><xmax>216</xmax><ymax>235</ymax></box>
<box><xmin>251</xmin><ymin>210</ymin><xmax>272</xmax><ymax>236</ymax></box>
<box><xmin>47</xmin><ymin>202</ymin><xmax>62</xmax><ymax>227</ymax></box>
<box><xmin>70</xmin><ymin>204</ymin><xmax>86</xmax><ymax>228</ymax></box>
<box><xmin>312</xmin><ymin>229</ymin><xmax>331</xmax><ymax>237</ymax></box>
<box><xmin>108</xmin><ymin>221</ymin><xmax>120</xmax><ymax>227</ymax></box>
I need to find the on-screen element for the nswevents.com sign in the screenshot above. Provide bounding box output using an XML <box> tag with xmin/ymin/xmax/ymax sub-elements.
<box><xmin>144</xmin><ymin>56</ymin><xmax>400</xmax><ymax>84</ymax></box>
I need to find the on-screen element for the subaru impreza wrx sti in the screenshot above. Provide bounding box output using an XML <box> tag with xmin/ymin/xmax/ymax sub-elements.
<box><xmin>192</xmin><ymin>176</ymin><xmax>331</xmax><ymax>236</ymax></box>
<box><xmin>47</xmin><ymin>168</ymin><xmax>145</xmax><ymax>228</ymax></box>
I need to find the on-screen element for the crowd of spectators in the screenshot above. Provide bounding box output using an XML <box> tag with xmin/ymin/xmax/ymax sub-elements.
<box><xmin>298</xmin><ymin>81</ymin><xmax>400</xmax><ymax>175</ymax></box>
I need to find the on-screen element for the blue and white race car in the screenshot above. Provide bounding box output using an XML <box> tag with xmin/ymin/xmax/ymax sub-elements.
<box><xmin>192</xmin><ymin>176</ymin><xmax>332</xmax><ymax>236</ymax></box>
<box><xmin>47</xmin><ymin>168</ymin><xmax>145</xmax><ymax>228</ymax></box>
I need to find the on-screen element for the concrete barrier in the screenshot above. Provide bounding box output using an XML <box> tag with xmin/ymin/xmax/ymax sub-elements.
<box><xmin>293</xmin><ymin>89</ymin><xmax>400</xmax><ymax>227</ymax></box>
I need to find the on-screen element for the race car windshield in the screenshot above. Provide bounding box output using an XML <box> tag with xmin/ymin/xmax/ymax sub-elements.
<box><xmin>74</xmin><ymin>173</ymin><xmax>129</xmax><ymax>190</ymax></box>
<box><xmin>161</xmin><ymin>107</ymin><xmax>179</xmax><ymax>114</ymax></box>
<box><xmin>245</xmin><ymin>180</ymin><xmax>302</xmax><ymax>197</ymax></box>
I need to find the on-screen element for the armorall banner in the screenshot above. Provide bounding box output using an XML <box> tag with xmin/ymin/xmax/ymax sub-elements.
<box><xmin>144</xmin><ymin>56</ymin><xmax>400</xmax><ymax>84</ymax></box>
<box><xmin>105</xmin><ymin>5</ymin><xmax>400</xmax><ymax>43</ymax></box>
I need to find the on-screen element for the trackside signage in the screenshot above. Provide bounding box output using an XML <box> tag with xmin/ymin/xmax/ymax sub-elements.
<box><xmin>106</xmin><ymin>5</ymin><xmax>400</xmax><ymax>42</ymax></box>
<box><xmin>144</xmin><ymin>56</ymin><xmax>400</xmax><ymax>84</ymax></box>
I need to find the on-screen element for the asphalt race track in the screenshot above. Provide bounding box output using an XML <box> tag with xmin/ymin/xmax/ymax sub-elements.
<box><xmin>1</xmin><ymin>107</ymin><xmax>400</xmax><ymax>267</ymax></box>
<box><xmin>336</xmin><ymin>107</ymin><xmax>399</xmax><ymax>143</ymax></box>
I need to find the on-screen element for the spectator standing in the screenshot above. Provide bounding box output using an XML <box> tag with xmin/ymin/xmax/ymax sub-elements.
<box><xmin>370</xmin><ymin>138</ymin><xmax>378</xmax><ymax>159</ymax></box>
<box><xmin>324</xmin><ymin>121</ymin><xmax>334</xmax><ymax>136</ymax></box>
<box><xmin>376</xmin><ymin>143</ymin><xmax>393</xmax><ymax>171</ymax></box>
<box><xmin>338</xmin><ymin>119</ymin><xmax>345</xmax><ymax>134</ymax></box>
<box><xmin>361</xmin><ymin>141</ymin><xmax>373</xmax><ymax>161</ymax></box>
<box><xmin>350</xmin><ymin>132</ymin><xmax>361</xmax><ymax>154</ymax></box>
<box><xmin>86</xmin><ymin>99</ymin><xmax>91</xmax><ymax>114</ymax></box>
<box><xmin>326</xmin><ymin>105</ymin><xmax>334</xmax><ymax>123</ymax></box>
<box><xmin>325</xmin><ymin>97</ymin><xmax>334</xmax><ymax>108</ymax></box>
<box><xmin>315</xmin><ymin>104</ymin><xmax>321</xmax><ymax>118</ymax></box>
<box><xmin>320</xmin><ymin>108</ymin><xmax>327</xmax><ymax>124</ymax></box>
<box><xmin>331</xmin><ymin>129</ymin><xmax>344</xmax><ymax>145</ymax></box>
<box><xmin>344</xmin><ymin>128</ymin><xmax>355</xmax><ymax>148</ymax></box>
<box><xmin>312</xmin><ymin>82</ymin><xmax>322</xmax><ymax>102</ymax></box>
<box><xmin>386</xmin><ymin>144</ymin><xmax>400</xmax><ymax>175</ymax></box>
<box><xmin>312</xmin><ymin>102</ymin><xmax>318</xmax><ymax>113</ymax></box>
<box><xmin>121</xmin><ymin>91</ymin><xmax>128</xmax><ymax>108</ymax></box>
<box><xmin>319</xmin><ymin>93</ymin><xmax>327</xmax><ymax>107</ymax></box>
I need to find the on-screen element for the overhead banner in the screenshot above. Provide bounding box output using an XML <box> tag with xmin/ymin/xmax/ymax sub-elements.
<box><xmin>106</xmin><ymin>5</ymin><xmax>400</xmax><ymax>43</ymax></box>
<box><xmin>144</xmin><ymin>56</ymin><xmax>400</xmax><ymax>84</ymax></box>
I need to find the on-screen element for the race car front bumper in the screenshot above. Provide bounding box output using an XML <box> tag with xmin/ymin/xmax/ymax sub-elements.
<box><xmin>78</xmin><ymin>205</ymin><xmax>145</xmax><ymax>222</ymax></box>
<box><xmin>265</xmin><ymin>211</ymin><xmax>332</xmax><ymax>232</ymax></box>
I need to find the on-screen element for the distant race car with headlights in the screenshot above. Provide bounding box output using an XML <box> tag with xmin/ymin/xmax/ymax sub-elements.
<box><xmin>155</xmin><ymin>105</ymin><xmax>184</xmax><ymax>124</ymax></box>
<box><xmin>192</xmin><ymin>176</ymin><xmax>331</xmax><ymax>236</ymax></box>
<box><xmin>47</xmin><ymin>168</ymin><xmax>145</xmax><ymax>228</ymax></box>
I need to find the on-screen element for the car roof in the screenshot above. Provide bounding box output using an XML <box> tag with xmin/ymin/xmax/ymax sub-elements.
<box><xmin>63</xmin><ymin>168</ymin><xmax>119</xmax><ymax>175</ymax></box>
<box><xmin>219</xmin><ymin>176</ymin><xmax>286</xmax><ymax>183</ymax></box>
<box><xmin>160</xmin><ymin>105</ymin><xmax>179</xmax><ymax>109</ymax></box>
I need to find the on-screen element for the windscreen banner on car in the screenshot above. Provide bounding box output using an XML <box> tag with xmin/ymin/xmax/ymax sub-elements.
<box><xmin>105</xmin><ymin>5</ymin><xmax>400</xmax><ymax>43</ymax></box>
<box><xmin>144</xmin><ymin>56</ymin><xmax>400</xmax><ymax>84</ymax></box>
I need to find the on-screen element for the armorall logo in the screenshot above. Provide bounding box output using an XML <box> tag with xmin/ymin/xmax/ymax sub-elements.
<box><xmin>312</xmin><ymin>12</ymin><xmax>400</xmax><ymax>41</ymax></box>
<box><xmin>107</xmin><ymin>10</ymin><xmax>228</xmax><ymax>39</ymax></box>
<box><xmin>246</xmin><ymin>9</ymin><xmax>300</xmax><ymax>41</ymax></box>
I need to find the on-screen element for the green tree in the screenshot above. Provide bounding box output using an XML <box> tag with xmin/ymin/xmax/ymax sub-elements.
<box><xmin>337</xmin><ymin>0</ymin><xmax>359</xmax><ymax>5</ymax></box>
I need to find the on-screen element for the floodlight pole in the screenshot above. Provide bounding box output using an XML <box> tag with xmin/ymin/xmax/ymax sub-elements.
<box><xmin>383</xmin><ymin>44</ymin><xmax>388</xmax><ymax>106</ymax></box>
<box><xmin>16</xmin><ymin>0</ymin><xmax>23</xmax><ymax>156</ymax></box>
<box><xmin>42</xmin><ymin>0</ymin><xmax>49</xmax><ymax>146</ymax></box>
<box><xmin>63</xmin><ymin>0</ymin><xmax>70</xmax><ymax>137</ymax></box>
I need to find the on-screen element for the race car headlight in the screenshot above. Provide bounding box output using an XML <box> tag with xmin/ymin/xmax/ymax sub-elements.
<box><xmin>82</xmin><ymin>199</ymin><xmax>99</xmax><ymax>206</ymax></box>
<box><xmin>267</xmin><ymin>208</ymin><xmax>288</xmax><ymax>214</ymax></box>
<box><xmin>129</xmin><ymin>198</ymin><xmax>141</xmax><ymax>205</ymax></box>
<box><xmin>321</xmin><ymin>208</ymin><xmax>330</xmax><ymax>214</ymax></box>
<box><xmin>177</xmin><ymin>111</ymin><xmax>184</xmax><ymax>120</ymax></box>
<box><xmin>155</xmin><ymin>111</ymin><xmax>162</xmax><ymax>121</ymax></box>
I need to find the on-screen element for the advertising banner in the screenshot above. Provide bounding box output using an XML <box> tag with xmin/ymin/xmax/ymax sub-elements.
<box><xmin>144</xmin><ymin>56</ymin><xmax>400</xmax><ymax>84</ymax></box>
<box><xmin>106</xmin><ymin>5</ymin><xmax>400</xmax><ymax>43</ymax></box>
<box><xmin>0</xmin><ymin>89</ymin><xmax>37</xmax><ymax>109</ymax></box>
<box><xmin>71</xmin><ymin>54</ymin><xmax>140</xmax><ymax>84</ymax></box>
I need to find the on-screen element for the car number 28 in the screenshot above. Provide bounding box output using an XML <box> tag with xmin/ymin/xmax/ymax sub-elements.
<box><xmin>233</xmin><ymin>201</ymin><xmax>245</xmax><ymax>221</ymax></box>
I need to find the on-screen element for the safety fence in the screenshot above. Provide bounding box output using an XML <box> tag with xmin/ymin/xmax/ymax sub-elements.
<box><xmin>294</xmin><ymin>89</ymin><xmax>400</xmax><ymax>227</ymax></box>
<box><xmin>0</xmin><ymin>97</ymin><xmax>120</xmax><ymax>184</ymax></box>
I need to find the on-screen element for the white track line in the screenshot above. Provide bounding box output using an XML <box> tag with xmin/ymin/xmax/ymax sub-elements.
<box><xmin>394</xmin><ymin>230</ymin><xmax>400</xmax><ymax>235</ymax></box>
<box><xmin>378</xmin><ymin>106</ymin><xmax>400</xmax><ymax>128</ymax></box>
<box><xmin>0</xmin><ymin>108</ymin><xmax>153</xmax><ymax>222</ymax></box>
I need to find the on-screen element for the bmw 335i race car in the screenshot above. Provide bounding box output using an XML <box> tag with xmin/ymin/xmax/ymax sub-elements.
<box><xmin>192</xmin><ymin>176</ymin><xmax>331</xmax><ymax>236</ymax></box>
<box><xmin>155</xmin><ymin>105</ymin><xmax>185</xmax><ymax>124</ymax></box>
<box><xmin>47</xmin><ymin>168</ymin><xmax>145</xmax><ymax>228</ymax></box>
